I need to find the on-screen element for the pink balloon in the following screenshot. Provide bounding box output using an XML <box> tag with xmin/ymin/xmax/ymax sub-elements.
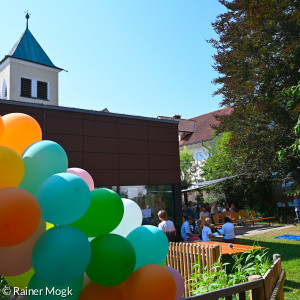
<box><xmin>0</xmin><ymin>220</ymin><xmax>46</xmax><ymax>276</ymax></box>
<box><xmin>164</xmin><ymin>266</ymin><xmax>184</xmax><ymax>300</ymax></box>
<box><xmin>67</xmin><ymin>168</ymin><xmax>94</xmax><ymax>191</ymax></box>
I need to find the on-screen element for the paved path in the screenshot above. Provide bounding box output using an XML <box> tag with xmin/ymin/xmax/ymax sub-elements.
<box><xmin>235</xmin><ymin>224</ymin><xmax>294</xmax><ymax>238</ymax></box>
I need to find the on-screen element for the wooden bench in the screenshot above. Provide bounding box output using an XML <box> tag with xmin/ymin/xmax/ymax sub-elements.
<box><xmin>246</xmin><ymin>210</ymin><xmax>276</xmax><ymax>226</ymax></box>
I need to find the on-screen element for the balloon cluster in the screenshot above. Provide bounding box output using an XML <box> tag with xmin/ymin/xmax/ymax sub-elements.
<box><xmin>0</xmin><ymin>113</ymin><xmax>184</xmax><ymax>300</ymax></box>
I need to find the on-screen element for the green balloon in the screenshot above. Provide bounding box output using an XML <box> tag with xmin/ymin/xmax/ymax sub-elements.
<box><xmin>5</xmin><ymin>268</ymin><xmax>34</xmax><ymax>290</ymax></box>
<box><xmin>71</xmin><ymin>189</ymin><xmax>124</xmax><ymax>237</ymax></box>
<box><xmin>19</xmin><ymin>141</ymin><xmax>68</xmax><ymax>196</ymax></box>
<box><xmin>27</xmin><ymin>274</ymin><xmax>83</xmax><ymax>299</ymax></box>
<box><xmin>86</xmin><ymin>234</ymin><xmax>136</xmax><ymax>286</ymax></box>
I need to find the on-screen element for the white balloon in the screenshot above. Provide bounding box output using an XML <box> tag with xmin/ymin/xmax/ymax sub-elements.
<box><xmin>111</xmin><ymin>198</ymin><xmax>143</xmax><ymax>237</ymax></box>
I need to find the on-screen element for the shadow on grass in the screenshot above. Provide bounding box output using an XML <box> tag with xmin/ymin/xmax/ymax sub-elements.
<box><xmin>284</xmin><ymin>279</ymin><xmax>300</xmax><ymax>291</ymax></box>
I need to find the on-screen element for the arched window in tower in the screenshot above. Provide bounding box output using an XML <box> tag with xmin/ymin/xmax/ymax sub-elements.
<box><xmin>1</xmin><ymin>80</ymin><xmax>7</xmax><ymax>99</ymax></box>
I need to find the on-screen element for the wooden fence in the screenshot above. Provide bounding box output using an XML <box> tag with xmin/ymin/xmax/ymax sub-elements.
<box><xmin>183</xmin><ymin>253</ymin><xmax>286</xmax><ymax>300</ymax></box>
<box><xmin>166</xmin><ymin>242</ymin><xmax>221</xmax><ymax>298</ymax></box>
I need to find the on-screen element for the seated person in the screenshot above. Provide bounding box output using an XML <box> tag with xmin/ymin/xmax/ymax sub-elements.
<box><xmin>158</xmin><ymin>210</ymin><xmax>176</xmax><ymax>234</ymax></box>
<box><xmin>200</xmin><ymin>206</ymin><xmax>211</xmax><ymax>218</ymax></box>
<box><xmin>195</xmin><ymin>219</ymin><xmax>202</xmax><ymax>235</ymax></box>
<box><xmin>202</xmin><ymin>218</ymin><xmax>215</xmax><ymax>241</ymax></box>
<box><xmin>204</xmin><ymin>203</ymin><xmax>211</xmax><ymax>213</ymax></box>
<box><xmin>229</xmin><ymin>203</ymin><xmax>236</xmax><ymax>212</ymax></box>
<box><xmin>211</xmin><ymin>203</ymin><xmax>218</xmax><ymax>215</ymax></box>
<box><xmin>217</xmin><ymin>203</ymin><xmax>224</xmax><ymax>213</ymax></box>
<box><xmin>181</xmin><ymin>216</ymin><xmax>201</xmax><ymax>242</ymax></box>
<box><xmin>217</xmin><ymin>217</ymin><xmax>235</xmax><ymax>241</ymax></box>
<box><xmin>186</xmin><ymin>201</ymin><xmax>195</xmax><ymax>218</ymax></box>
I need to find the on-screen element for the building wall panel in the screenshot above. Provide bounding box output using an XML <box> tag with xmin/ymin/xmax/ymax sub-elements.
<box><xmin>0</xmin><ymin>101</ymin><xmax>181</xmax><ymax>186</ymax></box>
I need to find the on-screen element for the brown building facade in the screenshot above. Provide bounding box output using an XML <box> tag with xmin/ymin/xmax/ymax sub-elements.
<box><xmin>0</xmin><ymin>100</ymin><xmax>182</xmax><ymax>229</ymax></box>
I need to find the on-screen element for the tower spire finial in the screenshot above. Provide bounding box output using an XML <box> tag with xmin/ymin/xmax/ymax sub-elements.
<box><xmin>25</xmin><ymin>10</ymin><xmax>30</xmax><ymax>29</ymax></box>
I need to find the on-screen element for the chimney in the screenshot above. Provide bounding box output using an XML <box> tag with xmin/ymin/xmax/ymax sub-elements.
<box><xmin>173</xmin><ymin>114</ymin><xmax>181</xmax><ymax>119</ymax></box>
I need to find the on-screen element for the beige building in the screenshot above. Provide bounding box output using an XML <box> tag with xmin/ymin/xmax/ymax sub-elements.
<box><xmin>0</xmin><ymin>14</ymin><xmax>62</xmax><ymax>105</ymax></box>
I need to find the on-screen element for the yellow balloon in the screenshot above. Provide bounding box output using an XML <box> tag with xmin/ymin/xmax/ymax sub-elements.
<box><xmin>0</xmin><ymin>146</ymin><xmax>25</xmax><ymax>188</ymax></box>
<box><xmin>0</xmin><ymin>115</ymin><xmax>4</xmax><ymax>139</ymax></box>
<box><xmin>46</xmin><ymin>222</ymin><xmax>55</xmax><ymax>230</ymax></box>
<box><xmin>5</xmin><ymin>268</ymin><xmax>35</xmax><ymax>290</ymax></box>
<box><xmin>0</xmin><ymin>113</ymin><xmax>42</xmax><ymax>155</ymax></box>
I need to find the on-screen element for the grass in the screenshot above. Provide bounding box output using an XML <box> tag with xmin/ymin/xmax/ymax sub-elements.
<box><xmin>239</xmin><ymin>224</ymin><xmax>300</xmax><ymax>300</ymax></box>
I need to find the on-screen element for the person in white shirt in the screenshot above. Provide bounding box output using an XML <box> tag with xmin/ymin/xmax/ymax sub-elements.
<box><xmin>211</xmin><ymin>203</ymin><xmax>218</xmax><ymax>215</ymax></box>
<box><xmin>202</xmin><ymin>218</ymin><xmax>215</xmax><ymax>241</ymax></box>
<box><xmin>217</xmin><ymin>217</ymin><xmax>235</xmax><ymax>241</ymax></box>
<box><xmin>200</xmin><ymin>206</ymin><xmax>211</xmax><ymax>218</ymax></box>
<box><xmin>158</xmin><ymin>210</ymin><xmax>176</xmax><ymax>233</ymax></box>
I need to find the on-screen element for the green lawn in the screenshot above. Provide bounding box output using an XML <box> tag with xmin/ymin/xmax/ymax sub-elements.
<box><xmin>240</xmin><ymin>224</ymin><xmax>300</xmax><ymax>300</ymax></box>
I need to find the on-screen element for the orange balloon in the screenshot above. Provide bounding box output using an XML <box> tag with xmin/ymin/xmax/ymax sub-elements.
<box><xmin>0</xmin><ymin>113</ymin><xmax>42</xmax><ymax>155</ymax></box>
<box><xmin>123</xmin><ymin>264</ymin><xmax>176</xmax><ymax>300</ymax></box>
<box><xmin>79</xmin><ymin>282</ymin><xmax>124</xmax><ymax>300</ymax></box>
<box><xmin>0</xmin><ymin>220</ymin><xmax>45</xmax><ymax>276</ymax></box>
<box><xmin>0</xmin><ymin>188</ymin><xmax>41</xmax><ymax>246</ymax></box>
<box><xmin>0</xmin><ymin>115</ymin><xmax>4</xmax><ymax>139</ymax></box>
<box><xmin>0</xmin><ymin>146</ymin><xmax>25</xmax><ymax>188</ymax></box>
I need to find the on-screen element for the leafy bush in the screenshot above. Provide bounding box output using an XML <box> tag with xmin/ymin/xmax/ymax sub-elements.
<box><xmin>0</xmin><ymin>276</ymin><xmax>10</xmax><ymax>300</ymax></box>
<box><xmin>189</xmin><ymin>245</ymin><xmax>272</xmax><ymax>296</ymax></box>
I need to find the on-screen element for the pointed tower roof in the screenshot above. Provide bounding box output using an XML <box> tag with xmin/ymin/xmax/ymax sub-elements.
<box><xmin>0</xmin><ymin>12</ymin><xmax>62</xmax><ymax>70</ymax></box>
<box><xmin>8</xmin><ymin>28</ymin><xmax>58</xmax><ymax>68</ymax></box>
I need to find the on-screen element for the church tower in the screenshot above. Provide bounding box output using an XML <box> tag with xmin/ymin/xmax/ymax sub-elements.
<box><xmin>0</xmin><ymin>13</ymin><xmax>62</xmax><ymax>106</ymax></box>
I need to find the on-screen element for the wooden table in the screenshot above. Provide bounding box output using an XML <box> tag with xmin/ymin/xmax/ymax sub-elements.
<box><xmin>192</xmin><ymin>241</ymin><xmax>264</xmax><ymax>255</ymax></box>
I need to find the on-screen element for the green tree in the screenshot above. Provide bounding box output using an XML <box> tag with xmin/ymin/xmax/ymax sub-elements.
<box><xmin>180</xmin><ymin>147</ymin><xmax>201</xmax><ymax>184</ymax></box>
<box><xmin>279</xmin><ymin>81</ymin><xmax>300</xmax><ymax>158</ymax></box>
<box><xmin>209</xmin><ymin>0</ymin><xmax>300</xmax><ymax>182</ymax></box>
<box><xmin>201</xmin><ymin>132</ymin><xmax>238</xmax><ymax>204</ymax></box>
<box><xmin>202</xmin><ymin>132</ymin><xmax>236</xmax><ymax>180</ymax></box>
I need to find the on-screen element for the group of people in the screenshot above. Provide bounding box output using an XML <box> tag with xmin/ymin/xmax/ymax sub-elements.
<box><xmin>156</xmin><ymin>200</ymin><xmax>236</xmax><ymax>243</ymax></box>
<box><xmin>181</xmin><ymin>201</ymin><xmax>236</xmax><ymax>242</ymax></box>
<box><xmin>183</xmin><ymin>201</ymin><xmax>236</xmax><ymax>221</ymax></box>
<box><xmin>181</xmin><ymin>215</ymin><xmax>235</xmax><ymax>242</ymax></box>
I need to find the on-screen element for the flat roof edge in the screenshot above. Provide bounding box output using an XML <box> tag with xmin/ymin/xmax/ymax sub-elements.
<box><xmin>0</xmin><ymin>100</ymin><xmax>179</xmax><ymax>124</ymax></box>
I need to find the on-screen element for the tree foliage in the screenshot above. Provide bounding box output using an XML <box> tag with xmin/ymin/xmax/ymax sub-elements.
<box><xmin>180</xmin><ymin>147</ymin><xmax>201</xmax><ymax>184</ymax></box>
<box><xmin>279</xmin><ymin>81</ymin><xmax>300</xmax><ymax>158</ymax></box>
<box><xmin>202</xmin><ymin>132</ymin><xmax>236</xmax><ymax>180</ymax></box>
<box><xmin>209</xmin><ymin>0</ymin><xmax>300</xmax><ymax>182</ymax></box>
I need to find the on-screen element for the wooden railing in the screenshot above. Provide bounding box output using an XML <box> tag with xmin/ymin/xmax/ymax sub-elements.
<box><xmin>183</xmin><ymin>254</ymin><xmax>286</xmax><ymax>300</ymax></box>
<box><xmin>166</xmin><ymin>242</ymin><xmax>221</xmax><ymax>298</ymax></box>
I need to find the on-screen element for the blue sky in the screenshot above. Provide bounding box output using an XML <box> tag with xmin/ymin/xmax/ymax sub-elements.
<box><xmin>0</xmin><ymin>1</ymin><xmax>227</xmax><ymax>119</ymax></box>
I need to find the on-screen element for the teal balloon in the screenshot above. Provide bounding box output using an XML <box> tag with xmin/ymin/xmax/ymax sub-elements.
<box><xmin>71</xmin><ymin>189</ymin><xmax>124</xmax><ymax>237</ymax></box>
<box><xmin>126</xmin><ymin>225</ymin><xmax>169</xmax><ymax>270</ymax></box>
<box><xmin>86</xmin><ymin>234</ymin><xmax>136</xmax><ymax>286</ymax></box>
<box><xmin>37</xmin><ymin>173</ymin><xmax>91</xmax><ymax>225</ymax></box>
<box><xmin>19</xmin><ymin>141</ymin><xmax>68</xmax><ymax>195</ymax></box>
<box><xmin>27</xmin><ymin>274</ymin><xmax>83</xmax><ymax>299</ymax></box>
<box><xmin>32</xmin><ymin>226</ymin><xmax>91</xmax><ymax>285</ymax></box>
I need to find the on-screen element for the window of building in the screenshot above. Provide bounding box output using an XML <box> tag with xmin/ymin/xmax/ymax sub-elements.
<box><xmin>119</xmin><ymin>185</ymin><xmax>173</xmax><ymax>224</ymax></box>
<box><xmin>99</xmin><ymin>185</ymin><xmax>174</xmax><ymax>224</ymax></box>
<box><xmin>37</xmin><ymin>81</ymin><xmax>48</xmax><ymax>99</ymax></box>
<box><xmin>196</xmin><ymin>150</ymin><xmax>209</xmax><ymax>161</ymax></box>
<box><xmin>1</xmin><ymin>80</ymin><xmax>7</xmax><ymax>99</ymax></box>
<box><xmin>20</xmin><ymin>77</ymin><xmax>48</xmax><ymax>100</ymax></box>
<box><xmin>21</xmin><ymin>78</ymin><xmax>32</xmax><ymax>97</ymax></box>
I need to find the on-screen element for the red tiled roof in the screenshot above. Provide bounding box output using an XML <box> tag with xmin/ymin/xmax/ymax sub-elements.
<box><xmin>179</xmin><ymin>107</ymin><xmax>232</xmax><ymax>146</ymax></box>
<box><xmin>178</xmin><ymin>119</ymin><xmax>195</xmax><ymax>133</ymax></box>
